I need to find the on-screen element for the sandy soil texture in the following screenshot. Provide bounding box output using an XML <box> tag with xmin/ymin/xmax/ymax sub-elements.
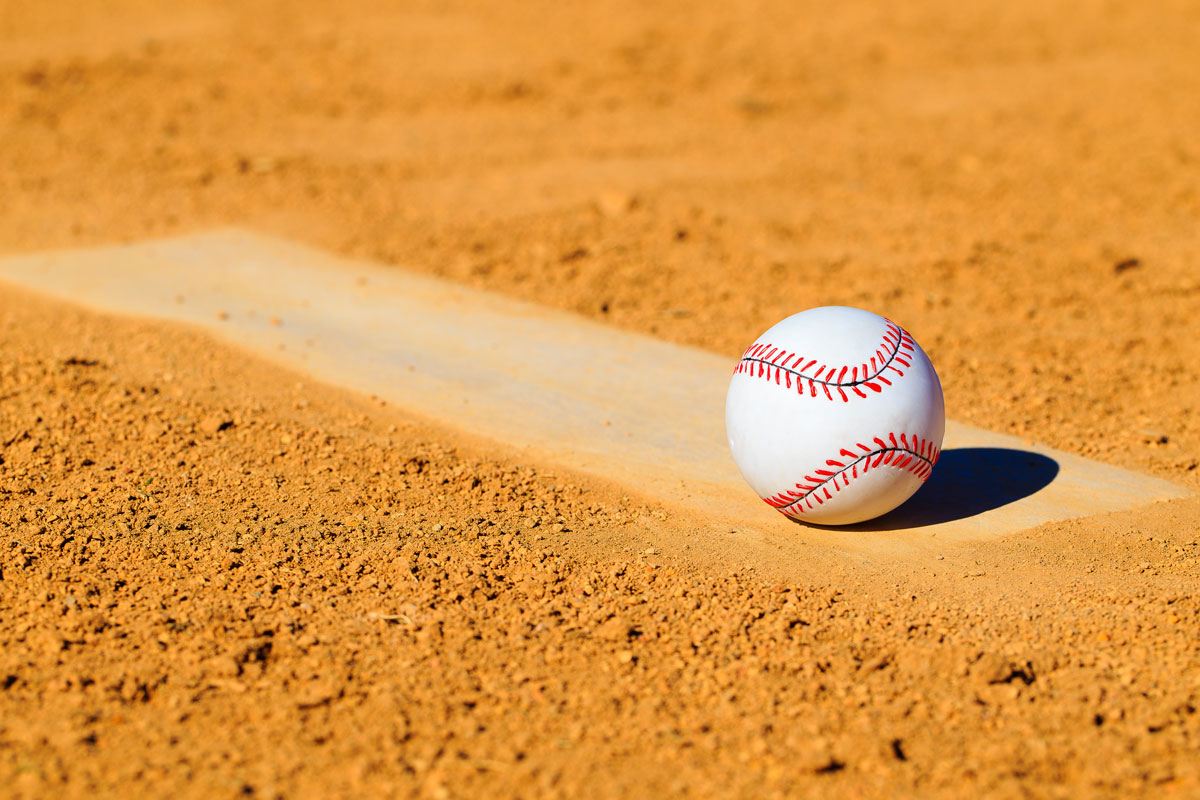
<box><xmin>2</xmin><ymin>1</ymin><xmax>1199</xmax><ymax>797</ymax></box>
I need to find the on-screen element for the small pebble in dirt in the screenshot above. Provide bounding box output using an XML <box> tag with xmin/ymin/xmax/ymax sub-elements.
<box><xmin>594</xmin><ymin>190</ymin><xmax>635</xmax><ymax>218</ymax></box>
<box><xmin>199</xmin><ymin>415</ymin><xmax>232</xmax><ymax>435</ymax></box>
<box><xmin>1139</xmin><ymin>429</ymin><xmax>1169</xmax><ymax>445</ymax></box>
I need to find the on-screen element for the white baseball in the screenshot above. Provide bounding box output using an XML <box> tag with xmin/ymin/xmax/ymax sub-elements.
<box><xmin>725</xmin><ymin>306</ymin><xmax>945</xmax><ymax>525</ymax></box>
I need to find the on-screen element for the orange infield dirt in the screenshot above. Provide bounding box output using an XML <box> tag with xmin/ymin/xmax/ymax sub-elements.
<box><xmin>2</xmin><ymin>2</ymin><xmax>1200</xmax><ymax>798</ymax></box>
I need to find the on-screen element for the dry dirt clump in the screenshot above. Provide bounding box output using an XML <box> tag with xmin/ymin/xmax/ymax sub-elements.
<box><xmin>3</xmin><ymin>289</ymin><xmax>1200</xmax><ymax>800</ymax></box>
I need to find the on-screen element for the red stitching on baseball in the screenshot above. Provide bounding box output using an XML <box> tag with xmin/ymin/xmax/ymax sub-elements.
<box><xmin>733</xmin><ymin>320</ymin><xmax>915</xmax><ymax>402</ymax></box>
<box><xmin>761</xmin><ymin>433</ymin><xmax>940</xmax><ymax>519</ymax></box>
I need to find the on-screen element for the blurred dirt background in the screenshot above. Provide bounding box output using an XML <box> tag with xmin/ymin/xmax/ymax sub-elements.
<box><xmin>2</xmin><ymin>1</ymin><xmax>1199</xmax><ymax>797</ymax></box>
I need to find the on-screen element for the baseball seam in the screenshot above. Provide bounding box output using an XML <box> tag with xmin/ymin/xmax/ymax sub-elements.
<box><xmin>763</xmin><ymin>432</ymin><xmax>940</xmax><ymax>518</ymax></box>
<box><xmin>733</xmin><ymin>320</ymin><xmax>914</xmax><ymax>402</ymax></box>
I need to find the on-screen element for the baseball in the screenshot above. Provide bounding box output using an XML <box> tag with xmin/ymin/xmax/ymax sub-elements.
<box><xmin>726</xmin><ymin>306</ymin><xmax>945</xmax><ymax>525</ymax></box>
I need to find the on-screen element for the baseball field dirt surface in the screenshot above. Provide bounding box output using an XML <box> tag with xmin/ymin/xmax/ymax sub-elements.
<box><xmin>2</xmin><ymin>2</ymin><xmax>1200</xmax><ymax>798</ymax></box>
<box><xmin>0</xmin><ymin>230</ymin><xmax>1187</xmax><ymax>554</ymax></box>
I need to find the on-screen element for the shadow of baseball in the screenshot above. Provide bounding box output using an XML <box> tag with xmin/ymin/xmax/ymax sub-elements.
<box><xmin>833</xmin><ymin>447</ymin><xmax>1061</xmax><ymax>531</ymax></box>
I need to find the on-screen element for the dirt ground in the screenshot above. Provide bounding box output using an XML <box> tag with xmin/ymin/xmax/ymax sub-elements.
<box><xmin>2</xmin><ymin>1</ymin><xmax>1200</xmax><ymax>797</ymax></box>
